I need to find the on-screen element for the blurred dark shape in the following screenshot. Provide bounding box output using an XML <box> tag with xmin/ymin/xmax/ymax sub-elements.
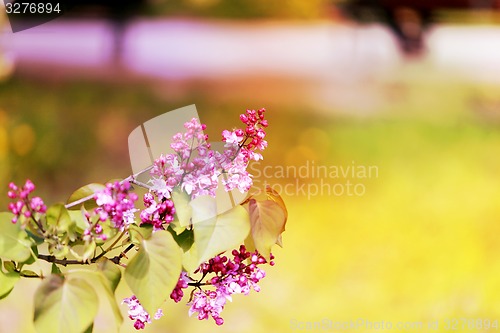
<box><xmin>339</xmin><ymin>0</ymin><xmax>500</xmax><ymax>55</ymax></box>
<box><xmin>66</xmin><ymin>0</ymin><xmax>148</xmax><ymax>19</ymax></box>
<box><xmin>66</xmin><ymin>0</ymin><xmax>149</xmax><ymax>64</ymax></box>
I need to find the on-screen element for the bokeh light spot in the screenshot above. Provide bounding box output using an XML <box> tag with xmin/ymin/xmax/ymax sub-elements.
<box><xmin>12</xmin><ymin>123</ymin><xmax>36</xmax><ymax>156</ymax></box>
<box><xmin>0</xmin><ymin>126</ymin><xmax>8</xmax><ymax>159</ymax></box>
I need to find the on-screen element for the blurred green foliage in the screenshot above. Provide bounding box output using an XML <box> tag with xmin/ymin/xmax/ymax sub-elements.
<box><xmin>0</xmin><ymin>79</ymin><xmax>173</xmax><ymax>206</ymax></box>
<box><xmin>147</xmin><ymin>0</ymin><xmax>334</xmax><ymax>19</ymax></box>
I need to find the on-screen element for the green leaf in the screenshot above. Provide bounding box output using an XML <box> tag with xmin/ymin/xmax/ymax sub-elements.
<box><xmin>26</xmin><ymin>229</ymin><xmax>44</xmax><ymax>245</ymax></box>
<box><xmin>190</xmin><ymin>195</ymin><xmax>218</xmax><ymax>224</ymax></box>
<box><xmin>21</xmin><ymin>270</ymin><xmax>39</xmax><ymax>278</ymax></box>
<box><xmin>68</xmin><ymin>209</ymin><xmax>89</xmax><ymax>233</ymax></box>
<box><xmin>96</xmin><ymin>258</ymin><xmax>121</xmax><ymax>292</ymax></box>
<box><xmin>182</xmin><ymin>243</ymin><xmax>200</xmax><ymax>273</ymax></box>
<box><xmin>168</xmin><ymin>227</ymin><xmax>194</xmax><ymax>252</ymax></box>
<box><xmin>69</xmin><ymin>259</ymin><xmax>124</xmax><ymax>332</ymax></box>
<box><xmin>129</xmin><ymin>224</ymin><xmax>153</xmax><ymax>245</ymax></box>
<box><xmin>82</xmin><ymin>241</ymin><xmax>96</xmax><ymax>263</ymax></box>
<box><xmin>67</xmin><ymin>183</ymin><xmax>106</xmax><ymax>210</ymax></box>
<box><xmin>244</xmin><ymin>233</ymin><xmax>256</xmax><ymax>253</ymax></box>
<box><xmin>3</xmin><ymin>260</ymin><xmax>16</xmax><ymax>272</ymax></box>
<box><xmin>34</xmin><ymin>275</ymin><xmax>99</xmax><ymax>333</ymax></box>
<box><xmin>83</xmin><ymin>323</ymin><xmax>93</xmax><ymax>333</ymax></box>
<box><xmin>125</xmin><ymin>230</ymin><xmax>182</xmax><ymax>315</ymax></box>
<box><xmin>51</xmin><ymin>263</ymin><xmax>62</xmax><ymax>275</ymax></box>
<box><xmin>46</xmin><ymin>203</ymin><xmax>71</xmax><ymax>229</ymax></box>
<box><xmin>96</xmin><ymin>259</ymin><xmax>123</xmax><ymax>331</ymax></box>
<box><xmin>192</xmin><ymin>198</ymin><xmax>251</xmax><ymax>266</ymax></box>
<box><xmin>248</xmin><ymin>198</ymin><xmax>287</xmax><ymax>259</ymax></box>
<box><xmin>0</xmin><ymin>212</ymin><xmax>33</xmax><ymax>262</ymax></box>
<box><xmin>171</xmin><ymin>188</ymin><xmax>192</xmax><ymax>234</ymax></box>
<box><xmin>49</xmin><ymin>243</ymin><xmax>69</xmax><ymax>260</ymax></box>
<box><xmin>46</xmin><ymin>203</ymin><xmax>77</xmax><ymax>243</ymax></box>
<box><xmin>23</xmin><ymin>245</ymin><xmax>39</xmax><ymax>265</ymax></box>
<box><xmin>0</xmin><ymin>259</ymin><xmax>20</xmax><ymax>300</ymax></box>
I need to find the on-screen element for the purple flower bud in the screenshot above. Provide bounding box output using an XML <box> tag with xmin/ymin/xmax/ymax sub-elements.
<box><xmin>24</xmin><ymin>179</ymin><xmax>35</xmax><ymax>193</ymax></box>
<box><xmin>94</xmin><ymin>224</ymin><xmax>103</xmax><ymax>234</ymax></box>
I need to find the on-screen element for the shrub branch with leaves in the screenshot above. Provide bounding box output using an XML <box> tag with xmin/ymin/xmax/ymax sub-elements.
<box><xmin>0</xmin><ymin>108</ymin><xmax>287</xmax><ymax>332</ymax></box>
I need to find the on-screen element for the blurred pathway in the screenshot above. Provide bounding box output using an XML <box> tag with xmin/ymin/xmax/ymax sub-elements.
<box><xmin>2</xmin><ymin>19</ymin><xmax>500</xmax><ymax>83</ymax></box>
<box><xmin>2</xmin><ymin>19</ymin><xmax>500</xmax><ymax>114</ymax></box>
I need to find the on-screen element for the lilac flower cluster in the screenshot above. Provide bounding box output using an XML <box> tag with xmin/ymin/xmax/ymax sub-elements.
<box><xmin>188</xmin><ymin>289</ymin><xmax>226</xmax><ymax>325</ymax></box>
<box><xmin>170</xmin><ymin>271</ymin><xmax>191</xmax><ymax>303</ymax></box>
<box><xmin>187</xmin><ymin>245</ymin><xmax>272</xmax><ymax>326</ymax></box>
<box><xmin>122</xmin><ymin>295</ymin><xmax>164</xmax><ymax>330</ymax></box>
<box><xmin>94</xmin><ymin>181</ymin><xmax>138</xmax><ymax>231</ymax></box>
<box><xmin>150</xmin><ymin>118</ymin><xmax>218</xmax><ymax>199</ymax></box>
<box><xmin>140</xmin><ymin>192</ymin><xmax>176</xmax><ymax>230</ymax></box>
<box><xmin>7</xmin><ymin>180</ymin><xmax>47</xmax><ymax>225</ymax></box>
<box><xmin>218</xmin><ymin>108</ymin><xmax>268</xmax><ymax>193</ymax></box>
<box><xmin>124</xmin><ymin>246</ymin><xmax>272</xmax><ymax>330</ymax></box>
<box><xmin>148</xmin><ymin>111</ymin><xmax>269</xmax><ymax>200</ymax></box>
<box><xmin>82</xmin><ymin>181</ymin><xmax>139</xmax><ymax>242</ymax></box>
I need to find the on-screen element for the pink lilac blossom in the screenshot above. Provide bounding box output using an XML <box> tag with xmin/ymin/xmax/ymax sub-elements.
<box><xmin>188</xmin><ymin>289</ymin><xmax>226</xmax><ymax>326</ymax></box>
<box><xmin>180</xmin><ymin>153</ymin><xmax>219</xmax><ymax>198</ymax></box>
<box><xmin>149</xmin><ymin>112</ymin><xmax>268</xmax><ymax>198</ymax></box>
<box><xmin>150</xmin><ymin>118</ymin><xmax>219</xmax><ymax>199</ymax></box>
<box><xmin>221</xmin><ymin>129</ymin><xmax>244</xmax><ymax>146</ymax></box>
<box><xmin>7</xmin><ymin>180</ymin><xmax>47</xmax><ymax>225</ymax></box>
<box><xmin>218</xmin><ymin>152</ymin><xmax>253</xmax><ymax>193</ymax></box>
<box><xmin>187</xmin><ymin>245</ymin><xmax>272</xmax><ymax>325</ymax></box>
<box><xmin>93</xmin><ymin>181</ymin><xmax>138</xmax><ymax>231</ymax></box>
<box><xmin>151</xmin><ymin>154</ymin><xmax>183</xmax><ymax>191</ymax></box>
<box><xmin>170</xmin><ymin>271</ymin><xmax>191</xmax><ymax>303</ymax></box>
<box><xmin>218</xmin><ymin>108</ymin><xmax>268</xmax><ymax>192</ymax></box>
<box><xmin>81</xmin><ymin>181</ymin><xmax>139</xmax><ymax>242</ymax></box>
<box><xmin>81</xmin><ymin>209</ymin><xmax>108</xmax><ymax>243</ymax></box>
<box><xmin>237</xmin><ymin>108</ymin><xmax>268</xmax><ymax>160</ymax></box>
<box><xmin>122</xmin><ymin>295</ymin><xmax>163</xmax><ymax>330</ymax></box>
<box><xmin>170</xmin><ymin>118</ymin><xmax>219</xmax><ymax>198</ymax></box>
<box><xmin>148</xmin><ymin>177</ymin><xmax>171</xmax><ymax>200</ymax></box>
<box><xmin>199</xmin><ymin>245</ymin><xmax>271</xmax><ymax>297</ymax></box>
<box><xmin>139</xmin><ymin>191</ymin><xmax>175</xmax><ymax>230</ymax></box>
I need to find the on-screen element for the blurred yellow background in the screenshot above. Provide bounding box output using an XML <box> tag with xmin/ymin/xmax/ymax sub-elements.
<box><xmin>2</xmin><ymin>1</ymin><xmax>500</xmax><ymax>332</ymax></box>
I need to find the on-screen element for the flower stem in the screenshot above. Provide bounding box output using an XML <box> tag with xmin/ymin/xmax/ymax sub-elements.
<box><xmin>94</xmin><ymin>231</ymin><xmax>126</xmax><ymax>261</ymax></box>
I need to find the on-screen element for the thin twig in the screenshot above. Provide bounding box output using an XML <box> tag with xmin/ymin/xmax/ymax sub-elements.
<box><xmin>93</xmin><ymin>231</ymin><xmax>126</xmax><ymax>261</ymax></box>
<box><xmin>130</xmin><ymin>179</ymin><xmax>152</xmax><ymax>190</ymax></box>
<box><xmin>65</xmin><ymin>165</ymin><xmax>153</xmax><ymax>209</ymax></box>
<box><xmin>188</xmin><ymin>282</ymin><xmax>210</xmax><ymax>287</ymax></box>
<box><xmin>109</xmin><ymin>244</ymin><xmax>135</xmax><ymax>264</ymax></box>
<box><xmin>37</xmin><ymin>243</ymin><xmax>136</xmax><ymax>266</ymax></box>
